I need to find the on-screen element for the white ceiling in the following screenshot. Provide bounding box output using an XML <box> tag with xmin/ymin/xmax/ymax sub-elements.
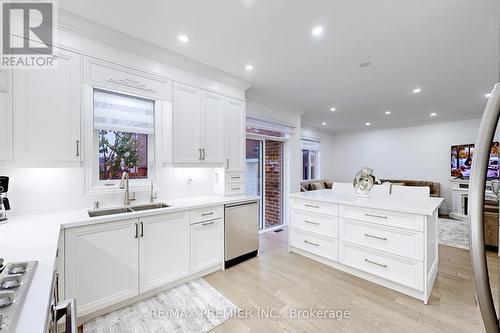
<box><xmin>59</xmin><ymin>0</ymin><xmax>500</xmax><ymax>132</ymax></box>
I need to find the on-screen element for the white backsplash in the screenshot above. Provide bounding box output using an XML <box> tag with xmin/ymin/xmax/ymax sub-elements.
<box><xmin>0</xmin><ymin>166</ymin><xmax>216</xmax><ymax>216</ymax></box>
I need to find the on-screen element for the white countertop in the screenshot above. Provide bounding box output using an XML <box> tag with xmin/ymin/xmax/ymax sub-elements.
<box><xmin>0</xmin><ymin>194</ymin><xmax>259</xmax><ymax>333</ymax></box>
<box><xmin>290</xmin><ymin>189</ymin><xmax>444</xmax><ymax>216</ymax></box>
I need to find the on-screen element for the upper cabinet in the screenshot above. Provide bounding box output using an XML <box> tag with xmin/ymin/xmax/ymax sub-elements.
<box><xmin>172</xmin><ymin>83</ymin><xmax>225</xmax><ymax>165</ymax></box>
<box><xmin>224</xmin><ymin>98</ymin><xmax>246</xmax><ymax>172</ymax></box>
<box><xmin>0</xmin><ymin>70</ymin><xmax>12</xmax><ymax>161</ymax></box>
<box><xmin>12</xmin><ymin>48</ymin><xmax>82</xmax><ymax>162</ymax></box>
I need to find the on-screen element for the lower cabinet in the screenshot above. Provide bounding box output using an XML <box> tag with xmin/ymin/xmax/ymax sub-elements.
<box><xmin>190</xmin><ymin>218</ymin><xmax>224</xmax><ymax>273</ymax></box>
<box><xmin>64</xmin><ymin>219</ymin><xmax>139</xmax><ymax>316</ymax></box>
<box><xmin>64</xmin><ymin>208</ymin><xmax>224</xmax><ymax>317</ymax></box>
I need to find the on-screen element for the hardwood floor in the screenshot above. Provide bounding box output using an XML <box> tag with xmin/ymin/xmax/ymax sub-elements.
<box><xmin>205</xmin><ymin>227</ymin><xmax>498</xmax><ymax>333</ymax></box>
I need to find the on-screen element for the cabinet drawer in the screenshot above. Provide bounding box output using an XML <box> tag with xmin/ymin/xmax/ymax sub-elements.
<box><xmin>339</xmin><ymin>205</ymin><xmax>424</xmax><ymax>232</ymax></box>
<box><xmin>226</xmin><ymin>172</ymin><xmax>245</xmax><ymax>184</ymax></box>
<box><xmin>191</xmin><ymin>205</ymin><xmax>224</xmax><ymax>224</ymax></box>
<box><xmin>290</xmin><ymin>210</ymin><xmax>338</xmax><ymax>238</ymax></box>
<box><xmin>291</xmin><ymin>199</ymin><xmax>338</xmax><ymax>216</ymax></box>
<box><xmin>225</xmin><ymin>183</ymin><xmax>245</xmax><ymax>195</ymax></box>
<box><xmin>339</xmin><ymin>241</ymin><xmax>423</xmax><ymax>291</ymax></box>
<box><xmin>290</xmin><ymin>229</ymin><xmax>338</xmax><ymax>262</ymax></box>
<box><xmin>339</xmin><ymin>218</ymin><xmax>423</xmax><ymax>260</ymax></box>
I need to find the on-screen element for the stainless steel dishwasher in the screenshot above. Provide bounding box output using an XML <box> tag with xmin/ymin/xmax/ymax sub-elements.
<box><xmin>224</xmin><ymin>200</ymin><xmax>259</xmax><ymax>268</ymax></box>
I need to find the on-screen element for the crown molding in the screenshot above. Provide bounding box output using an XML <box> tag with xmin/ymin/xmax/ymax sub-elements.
<box><xmin>55</xmin><ymin>9</ymin><xmax>252</xmax><ymax>91</ymax></box>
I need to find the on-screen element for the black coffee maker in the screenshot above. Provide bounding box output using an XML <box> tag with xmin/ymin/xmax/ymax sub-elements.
<box><xmin>0</xmin><ymin>176</ymin><xmax>10</xmax><ymax>223</ymax></box>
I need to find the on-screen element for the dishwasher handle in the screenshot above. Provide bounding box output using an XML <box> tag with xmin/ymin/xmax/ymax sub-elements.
<box><xmin>225</xmin><ymin>201</ymin><xmax>258</xmax><ymax>209</ymax></box>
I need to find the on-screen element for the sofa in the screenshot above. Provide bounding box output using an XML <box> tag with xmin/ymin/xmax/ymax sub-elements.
<box><xmin>300</xmin><ymin>179</ymin><xmax>333</xmax><ymax>192</ymax></box>
<box><xmin>378</xmin><ymin>179</ymin><xmax>441</xmax><ymax>198</ymax></box>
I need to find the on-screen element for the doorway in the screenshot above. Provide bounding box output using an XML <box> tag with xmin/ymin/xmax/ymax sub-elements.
<box><xmin>245</xmin><ymin>138</ymin><xmax>285</xmax><ymax>230</ymax></box>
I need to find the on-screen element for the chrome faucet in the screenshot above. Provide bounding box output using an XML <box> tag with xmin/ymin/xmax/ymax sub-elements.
<box><xmin>150</xmin><ymin>181</ymin><xmax>157</xmax><ymax>203</ymax></box>
<box><xmin>119</xmin><ymin>172</ymin><xmax>135</xmax><ymax>206</ymax></box>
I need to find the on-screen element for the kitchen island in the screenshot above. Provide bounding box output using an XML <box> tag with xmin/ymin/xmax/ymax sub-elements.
<box><xmin>289</xmin><ymin>189</ymin><xmax>444</xmax><ymax>304</ymax></box>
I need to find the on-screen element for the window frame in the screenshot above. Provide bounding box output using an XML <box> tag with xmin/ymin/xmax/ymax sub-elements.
<box><xmin>302</xmin><ymin>148</ymin><xmax>321</xmax><ymax>180</ymax></box>
<box><xmin>84</xmin><ymin>85</ymin><xmax>164</xmax><ymax>194</ymax></box>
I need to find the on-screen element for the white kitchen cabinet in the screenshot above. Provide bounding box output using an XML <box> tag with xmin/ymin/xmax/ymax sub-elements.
<box><xmin>201</xmin><ymin>92</ymin><xmax>225</xmax><ymax>163</ymax></box>
<box><xmin>173</xmin><ymin>83</ymin><xmax>202</xmax><ymax>163</ymax></box>
<box><xmin>139</xmin><ymin>212</ymin><xmax>190</xmax><ymax>292</ymax></box>
<box><xmin>0</xmin><ymin>69</ymin><xmax>12</xmax><ymax>161</ymax></box>
<box><xmin>191</xmin><ymin>218</ymin><xmax>224</xmax><ymax>273</ymax></box>
<box><xmin>173</xmin><ymin>83</ymin><xmax>225</xmax><ymax>165</ymax></box>
<box><xmin>224</xmin><ymin>98</ymin><xmax>246</xmax><ymax>171</ymax></box>
<box><xmin>64</xmin><ymin>219</ymin><xmax>139</xmax><ymax>316</ymax></box>
<box><xmin>13</xmin><ymin>48</ymin><xmax>82</xmax><ymax>162</ymax></box>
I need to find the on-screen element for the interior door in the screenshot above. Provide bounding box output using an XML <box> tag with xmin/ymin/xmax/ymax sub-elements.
<box><xmin>201</xmin><ymin>92</ymin><xmax>224</xmax><ymax>163</ymax></box>
<box><xmin>173</xmin><ymin>83</ymin><xmax>202</xmax><ymax>163</ymax></box>
<box><xmin>139</xmin><ymin>212</ymin><xmax>190</xmax><ymax>292</ymax></box>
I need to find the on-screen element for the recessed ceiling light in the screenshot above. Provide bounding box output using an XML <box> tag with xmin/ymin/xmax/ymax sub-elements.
<box><xmin>311</xmin><ymin>25</ymin><xmax>323</xmax><ymax>37</ymax></box>
<box><xmin>385</xmin><ymin>111</ymin><xmax>392</xmax><ymax>115</ymax></box>
<box><xmin>178</xmin><ymin>34</ymin><xmax>189</xmax><ymax>43</ymax></box>
<box><xmin>485</xmin><ymin>93</ymin><xmax>492</xmax><ymax>98</ymax></box>
<box><xmin>365</xmin><ymin>122</ymin><xmax>372</xmax><ymax>126</ymax></box>
<box><xmin>245</xmin><ymin>64</ymin><xmax>254</xmax><ymax>71</ymax></box>
<box><xmin>412</xmin><ymin>88</ymin><xmax>422</xmax><ymax>94</ymax></box>
<box><xmin>321</xmin><ymin>122</ymin><xmax>327</xmax><ymax>126</ymax></box>
<box><xmin>330</xmin><ymin>107</ymin><xmax>336</xmax><ymax>112</ymax></box>
<box><xmin>430</xmin><ymin>112</ymin><xmax>438</xmax><ymax>117</ymax></box>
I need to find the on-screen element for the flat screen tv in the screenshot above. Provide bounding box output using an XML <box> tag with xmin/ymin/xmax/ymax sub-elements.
<box><xmin>451</xmin><ymin>142</ymin><xmax>499</xmax><ymax>179</ymax></box>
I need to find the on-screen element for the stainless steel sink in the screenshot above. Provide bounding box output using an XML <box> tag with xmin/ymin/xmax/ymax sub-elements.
<box><xmin>88</xmin><ymin>203</ymin><xmax>170</xmax><ymax>217</ymax></box>
<box><xmin>88</xmin><ymin>207</ymin><xmax>134</xmax><ymax>217</ymax></box>
<box><xmin>130</xmin><ymin>203</ymin><xmax>170</xmax><ymax>211</ymax></box>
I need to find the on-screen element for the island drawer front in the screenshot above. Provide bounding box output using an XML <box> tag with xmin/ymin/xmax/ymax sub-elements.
<box><xmin>225</xmin><ymin>172</ymin><xmax>245</xmax><ymax>184</ymax></box>
<box><xmin>339</xmin><ymin>205</ymin><xmax>424</xmax><ymax>232</ymax></box>
<box><xmin>339</xmin><ymin>218</ymin><xmax>424</xmax><ymax>261</ymax></box>
<box><xmin>191</xmin><ymin>205</ymin><xmax>224</xmax><ymax>224</ymax></box>
<box><xmin>291</xmin><ymin>229</ymin><xmax>338</xmax><ymax>262</ymax></box>
<box><xmin>290</xmin><ymin>209</ymin><xmax>338</xmax><ymax>238</ymax></box>
<box><xmin>339</xmin><ymin>241</ymin><xmax>424</xmax><ymax>291</ymax></box>
<box><xmin>291</xmin><ymin>199</ymin><xmax>339</xmax><ymax>216</ymax></box>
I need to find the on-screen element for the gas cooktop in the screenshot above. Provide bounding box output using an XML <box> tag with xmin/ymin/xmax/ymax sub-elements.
<box><xmin>0</xmin><ymin>259</ymin><xmax>38</xmax><ymax>332</ymax></box>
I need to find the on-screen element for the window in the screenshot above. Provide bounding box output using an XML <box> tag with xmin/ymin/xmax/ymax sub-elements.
<box><xmin>302</xmin><ymin>138</ymin><xmax>320</xmax><ymax>180</ymax></box>
<box><xmin>93</xmin><ymin>89</ymin><xmax>155</xmax><ymax>184</ymax></box>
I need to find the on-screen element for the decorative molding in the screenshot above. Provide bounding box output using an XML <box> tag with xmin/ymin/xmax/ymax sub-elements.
<box><xmin>105</xmin><ymin>78</ymin><xmax>156</xmax><ymax>93</ymax></box>
<box><xmin>55</xmin><ymin>9</ymin><xmax>252</xmax><ymax>91</ymax></box>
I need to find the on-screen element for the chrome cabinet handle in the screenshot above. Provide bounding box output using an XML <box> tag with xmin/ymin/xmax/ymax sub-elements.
<box><xmin>76</xmin><ymin>140</ymin><xmax>80</xmax><ymax>157</ymax></box>
<box><xmin>469</xmin><ymin>83</ymin><xmax>500</xmax><ymax>333</ymax></box>
<box><xmin>305</xmin><ymin>204</ymin><xmax>320</xmax><ymax>208</ymax></box>
<box><xmin>304</xmin><ymin>220</ymin><xmax>320</xmax><ymax>225</ymax></box>
<box><xmin>202</xmin><ymin>148</ymin><xmax>206</xmax><ymax>160</ymax></box>
<box><xmin>231</xmin><ymin>176</ymin><xmax>241</xmax><ymax>179</ymax></box>
<box><xmin>54</xmin><ymin>298</ymin><xmax>77</xmax><ymax>333</ymax></box>
<box><xmin>134</xmin><ymin>223</ymin><xmax>138</xmax><ymax>238</ymax></box>
<box><xmin>304</xmin><ymin>240</ymin><xmax>319</xmax><ymax>246</ymax></box>
<box><xmin>226</xmin><ymin>158</ymin><xmax>230</xmax><ymax>170</ymax></box>
<box><xmin>201</xmin><ymin>221</ymin><xmax>215</xmax><ymax>226</ymax></box>
<box><xmin>231</xmin><ymin>187</ymin><xmax>241</xmax><ymax>191</ymax></box>
<box><xmin>365</xmin><ymin>213</ymin><xmax>388</xmax><ymax>219</ymax></box>
<box><xmin>364</xmin><ymin>258</ymin><xmax>387</xmax><ymax>268</ymax></box>
<box><xmin>364</xmin><ymin>233</ymin><xmax>387</xmax><ymax>241</ymax></box>
<box><xmin>199</xmin><ymin>148</ymin><xmax>203</xmax><ymax>160</ymax></box>
<box><xmin>201</xmin><ymin>212</ymin><xmax>214</xmax><ymax>217</ymax></box>
<box><xmin>139</xmin><ymin>221</ymin><xmax>144</xmax><ymax>237</ymax></box>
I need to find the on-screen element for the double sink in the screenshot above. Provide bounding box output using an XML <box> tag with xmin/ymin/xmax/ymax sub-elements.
<box><xmin>88</xmin><ymin>203</ymin><xmax>170</xmax><ymax>218</ymax></box>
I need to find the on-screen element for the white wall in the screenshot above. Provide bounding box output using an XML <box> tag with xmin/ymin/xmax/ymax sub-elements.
<box><xmin>328</xmin><ymin>117</ymin><xmax>483</xmax><ymax>213</ymax></box>
<box><xmin>301</xmin><ymin>127</ymin><xmax>336</xmax><ymax>181</ymax></box>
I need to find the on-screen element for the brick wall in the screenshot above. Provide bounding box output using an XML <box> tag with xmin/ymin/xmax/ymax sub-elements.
<box><xmin>265</xmin><ymin>140</ymin><xmax>283</xmax><ymax>228</ymax></box>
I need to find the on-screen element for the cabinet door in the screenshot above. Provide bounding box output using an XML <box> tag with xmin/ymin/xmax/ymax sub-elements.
<box><xmin>64</xmin><ymin>219</ymin><xmax>139</xmax><ymax>316</ymax></box>
<box><xmin>191</xmin><ymin>219</ymin><xmax>224</xmax><ymax>273</ymax></box>
<box><xmin>173</xmin><ymin>83</ymin><xmax>202</xmax><ymax>163</ymax></box>
<box><xmin>225</xmin><ymin>98</ymin><xmax>246</xmax><ymax>171</ymax></box>
<box><xmin>201</xmin><ymin>92</ymin><xmax>224</xmax><ymax>163</ymax></box>
<box><xmin>13</xmin><ymin>49</ymin><xmax>81</xmax><ymax>162</ymax></box>
<box><xmin>139</xmin><ymin>212</ymin><xmax>190</xmax><ymax>292</ymax></box>
<box><xmin>0</xmin><ymin>69</ymin><xmax>12</xmax><ymax>161</ymax></box>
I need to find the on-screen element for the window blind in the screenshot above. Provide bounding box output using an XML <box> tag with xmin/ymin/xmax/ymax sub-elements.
<box><xmin>93</xmin><ymin>89</ymin><xmax>155</xmax><ymax>134</ymax></box>
<box><xmin>302</xmin><ymin>138</ymin><xmax>320</xmax><ymax>151</ymax></box>
<box><xmin>246</xmin><ymin>116</ymin><xmax>295</xmax><ymax>134</ymax></box>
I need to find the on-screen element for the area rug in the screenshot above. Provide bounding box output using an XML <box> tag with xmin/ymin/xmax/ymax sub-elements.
<box><xmin>438</xmin><ymin>217</ymin><xmax>469</xmax><ymax>250</ymax></box>
<box><xmin>83</xmin><ymin>278</ymin><xmax>239</xmax><ymax>333</ymax></box>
